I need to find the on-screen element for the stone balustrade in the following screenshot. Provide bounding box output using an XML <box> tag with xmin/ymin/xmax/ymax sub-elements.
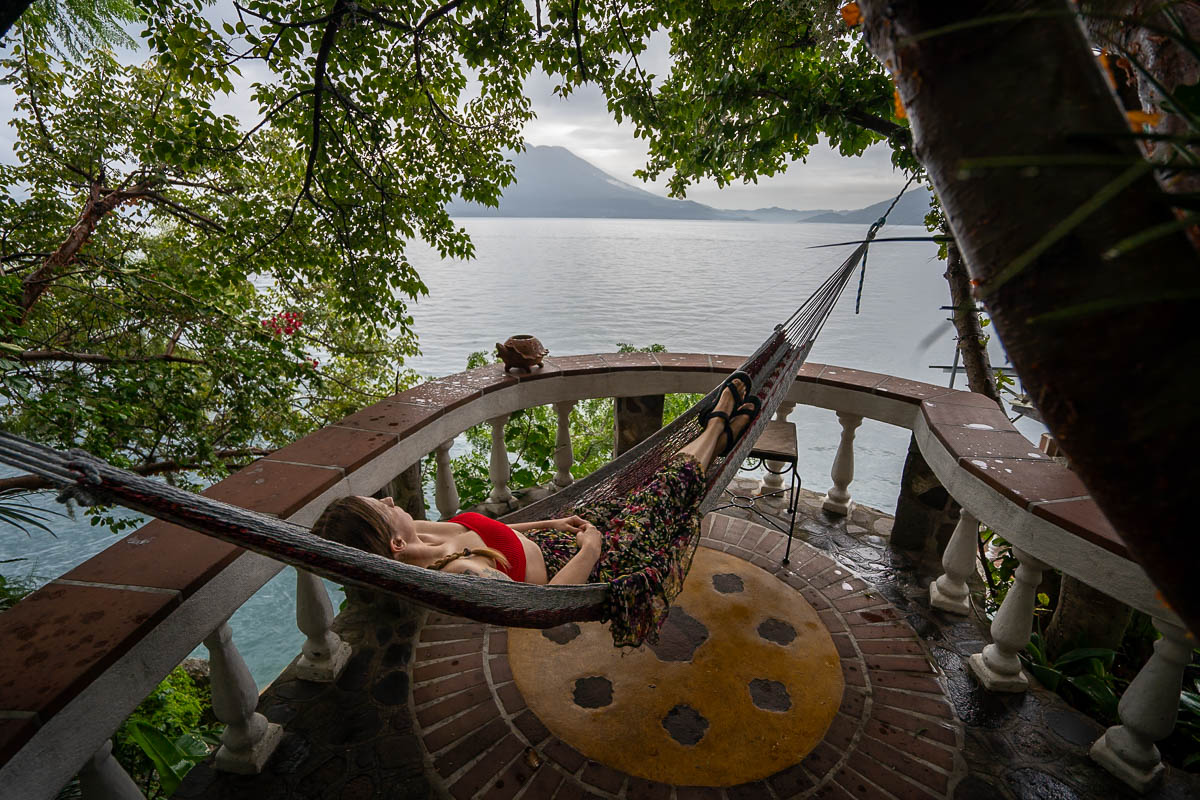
<box><xmin>0</xmin><ymin>353</ymin><xmax>1183</xmax><ymax>798</ymax></box>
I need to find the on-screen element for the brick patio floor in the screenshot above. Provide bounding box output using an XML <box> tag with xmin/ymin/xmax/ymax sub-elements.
<box><xmin>176</xmin><ymin>486</ymin><xmax>1200</xmax><ymax>800</ymax></box>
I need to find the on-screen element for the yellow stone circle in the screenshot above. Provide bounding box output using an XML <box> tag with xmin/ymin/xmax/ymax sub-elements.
<box><xmin>508</xmin><ymin>547</ymin><xmax>844</xmax><ymax>787</ymax></box>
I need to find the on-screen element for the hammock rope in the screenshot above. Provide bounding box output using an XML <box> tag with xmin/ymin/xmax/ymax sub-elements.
<box><xmin>0</xmin><ymin>201</ymin><xmax>910</xmax><ymax>630</ymax></box>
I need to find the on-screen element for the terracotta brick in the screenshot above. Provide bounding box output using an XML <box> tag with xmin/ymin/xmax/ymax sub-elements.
<box><xmin>63</xmin><ymin>519</ymin><xmax>241</xmax><ymax>598</ymax></box>
<box><xmin>728</xmin><ymin>545</ymin><xmax>754</xmax><ymax>562</ymax></box>
<box><xmin>767</xmin><ymin>762</ymin><xmax>815</xmax><ymax>800</ymax></box>
<box><xmin>0</xmin><ymin>716</ymin><xmax>38</xmax><ymax>763</ymax></box>
<box><xmin>841</xmin><ymin>659</ymin><xmax>866</xmax><ymax>687</ymax></box>
<box><xmin>339</xmin><ymin>397</ymin><xmax>441</xmax><ymax>436</ymax></box>
<box><xmin>822</xmin><ymin>712</ymin><xmax>860</xmax><ymax>752</ymax></box>
<box><xmin>726</xmin><ymin>782</ymin><xmax>770</xmax><ymax>800</ymax></box>
<box><xmin>597</xmin><ymin>351</ymin><xmax>660</xmax><ymax>371</ymax></box>
<box><xmin>1031</xmin><ymin>497</ymin><xmax>1127</xmax><ymax>558</ymax></box>
<box><xmin>521</xmin><ymin>764</ymin><xmax>564</xmax><ymax>799</ymax></box>
<box><xmin>800</xmin><ymin>586</ymin><xmax>833</xmax><ymax>611</ymax></box>
<box><xmin>816</xmin><ymin>366</ymin><xmax>889</xmax><ymax>392</ymax></box>
<box><xmin>926</xmin><ymin>424</ymin><xmax>1041</xmax><ymax>462</ymax></box>
<box><xmin>863</xmin><ymin>717</ymin><xmax>956</xmax><ymax>771</ymax></box>
<box><xmin>798</xmin><ymin>556</ymin><xmax>837</xmax><ymax>581</ymax></box>
<box><xmin>266</xmin><ymin>425</ymin><xmax>398</xmax><ymax>472</ymax></box>
<box><xmin>580</xmin><ymin>761</ymin><xmax>625</xmax><ymax>793</ymax></box>
<box><xmin>512</xmin><ymin>710</ymin><xmax>551</xmax><ymax>745</ymax></box>
<box><xmin>398</xmin><ymin>380</ymin><xmax>484</xmax><ymax>413</ymax></box>
<box><xmin>808</xmin><ymin>566</ymin><xmax>854</xmax><ymax>590</ymax></box>
<box><xmin>811</xmin><ymin>781</ymin><xmax>857</xmax><ymax>800</ymax></box>
<box><xmin>856</xmin><ymin>735</ymin><xmax>949</xmax><ymax>793</ymax></box>
<box><xmin>204</xmin><ymin>459</ymin><xmax>341</xmax><ymax>517</ymax></box>
<box><xmin>654</xmin><ymin>352</ymin><xmax>712</xmax><ymax>372</ymax></box>
<box><xmin>0</xmin><ymin>583</ymin><xmax>178</xmax><ymax>719</ymax></box>
<box><xmin>413</xmin><ymin>652</ymin><xmax>484</xmax><ymax>683</ymax></box>
<box><xmin>833</xmin><ymin>593</ymin><xmax>887</xmax><ymax>613</ymax></box>
<box><xmin>737</xmin><ymin>526</ymin><xmax>767</xmax><ymax>551</ymax></box>
<box><xmin>920</xmin><ymin>401</ymin><xmax>1012</xmax><ymax>431</ymax></box>
<box><xmin>416</xmin><ymin>638</ymin><xmax>482</xmax><ymax>661</ymax></box>
<box><xmin>421</xmin><ymin>624</ymin><xmax>486</xmax><ymax>642</ymax></box>
<box><xmin>543</xmin><ymin>739</ymin><xmax>586</xmax><ymax>772</ymax></box>
<box><xmin>830</xmin><ymin>634</ymin><xmax>856</xmax><ymax>658</ymax></box>
<box><xmin>424</xmin><ymin>701</ymin><xmax>502</xmax><ymax>753</ymax></box>
<box><xmin>837</xmin><ymin>763</ymin><xmax>940</xmax><ymax>800</ymax></box>
<box><xmin>489</xmin><ymin>630</ymin><xmax>509</xmax><ymax>654</ymax></box>
<box><xmin>497</xmin><ymin>682</ymin><xmax>526</xmax><ymax>714</ymax></box>
<box><xmin>962</xmin><ymin>457</ymin><xmax>1088</xmax><ymax>509</ymax></box>
<box><xmin>439</xmin><ymin>363</ymin><xmax>519</xmax><ymax>393</ymax></box>
<box><xmin>426</xmin><ymin>613</ymin><xmax>473</xmax><ymax>625</ymax></box>
<box><xmin>873</xmin><ymin>688</ymin><xmax>952</xmax><ymax>719</ymax></box>
<box><xmin>864</xmin><ymin>654</ymin><xmax>935</xmax><ymax>673</ymax></box>
<box><xmin>490</xmin><ymin>656</ymin><xmax>514</xmax><ymax>683</ymax></box>
<box><xmin>922</xmin><ymin>390</ymin><xmax>1003</xmax><ymax>409</ymax></box>
<box><xmin>434</xmin><ymin>717</ymin><xmax>509</xmax><ymax>776</ymax></box>
<box><xmin>873</xmin><ymin>376</ymin><xmax>946</xmax><ymax>402</ymax></box>
<box><xmin>553</xmin><ymin>781</ymin><xmax>603</xmax><ymax>800</ymax></box>
<box><xmin>846</xmin><ymin>608</ymin><xmax>901</xmax><ymax>625</ymax></box>
<box><xmin>710</xmin><ymin>354</ymin><xmax>749</xmax><ymax>372</ymax></box>
<box><xmin>548</xmin><ymin>354</ymin><xmax>611</xmax><ymax>376</ymax></box>
<box><xmin>413</xmin><ymin>668</ymin><xmax>487</xmax><ymax>704</ymax></box>
<box><xmin>676</xmin><ymin>787</ymin><xmax>722</xmax><ymax>800</ymax></box>
<box><xmin>839</xmin><ymin>688</ymin><xmax>867</xmax><ymax>719</ymax></box>
<box><xmin>479</xmin><ymin>747</ymin><xmax>539</xmax><ymax>800</ymax></box>
<box><xmin>848</xmin><ymin>623</ymin><xmax>914</xmax><ymax>640</ymax></box>
<box><xmin>449</xmin><ymin>734</ymin><xmax>524</xmax><ymax>799</ymax></box>
<box><xmin>416</xmin><ymin>682</ymin><xmax>492</xmax><ymax>727</ymax></box>
<box><xmin>868</xmin><ymin>671</ymin><xmax>944</xmax><ymax>695</ymax></box>
<box><xmin>626</xmin><ymin>776</ymin><xmax>672</xmax><ymax>800</ymax></box>
<box><xmin>869</xmin><ymin>706</ymin><xmax>957</xmax><ymax>747</ymax></box>
<box><xmin>799</xmin><ymin>740</ymin><xmax>842</xmax><ymax>780</ymax></box>
<box><xmin>858</xmin><ymin>640</ymin><xmax>925</xmax><ymax>657</ymax></box>
<box><xmin>818</xmin><ymin>608</ymin><xmax>847</xmax><ymax>633</ymax></box>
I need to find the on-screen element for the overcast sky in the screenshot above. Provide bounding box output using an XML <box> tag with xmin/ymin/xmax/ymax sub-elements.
<box><xmin>0</xmin><ymin>5</ymin><xmax>909</xmax><ymax>212</ymax></box>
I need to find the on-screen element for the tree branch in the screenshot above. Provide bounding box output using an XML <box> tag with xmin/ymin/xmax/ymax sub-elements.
<box><xmin>0</xmin><ymin>447</ymin><xmax>274</xmax><ymax>493</ymax></box>
<box><xmin>9</xmin><ymin>350</ymin><xmax>206</xmax><ymax>366</ymax></box>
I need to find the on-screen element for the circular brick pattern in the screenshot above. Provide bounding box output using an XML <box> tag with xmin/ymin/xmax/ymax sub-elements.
<box><xmin>411</xmin><ymin>515</ymin><xmax>964</xmax><ymax>800</ymax></box>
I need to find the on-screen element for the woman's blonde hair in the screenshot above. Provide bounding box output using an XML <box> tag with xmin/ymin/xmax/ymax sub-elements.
<box><xmin>311</xmin><ymin>497</ymin><xmax>510</xmax><ymax>570</ymax></box>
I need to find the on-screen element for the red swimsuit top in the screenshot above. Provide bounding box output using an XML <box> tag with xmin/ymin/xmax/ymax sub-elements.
<box><xmin>448</xmin><ymin>512</ymin><xmax>527</xmax><ymax>582</ymax></box>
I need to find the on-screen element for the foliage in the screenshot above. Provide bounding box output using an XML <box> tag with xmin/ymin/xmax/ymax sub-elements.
<box><xmin>1021</xmin><ymin>631</ymin><xmax>1122</xmax><ymax>722</ymax></box>
<box><xmin>433</xmin><ymin>343</ymin><xmax>701</xmax><ymax>513</ymax></box>
<box><xmin>0</xmin><ymin>557</ymin><xmax>38</xmax><ymax>611</ymax></box>
<box><xmin>112</xmin><ymin>666</ymin><xmax>220</xmax><ymax>798</ymax></box>
<box><xmin>0</xmin><ymin>11</ymin><xmax>421</xmax><ymax>522</ymax></box>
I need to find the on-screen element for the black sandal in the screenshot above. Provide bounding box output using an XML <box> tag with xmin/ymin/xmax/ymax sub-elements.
<box><xmin>697</xmin><ymin>370</ymin><xmax>756</xmax><ymax>430</ymax></box>
<box><xmin>715</xmin><ymin>402</ymin><xmax>761</xmax><ymax>458</ymax></box>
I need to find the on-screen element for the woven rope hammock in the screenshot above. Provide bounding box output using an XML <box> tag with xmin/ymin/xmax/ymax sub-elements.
<box><xmin>0</xmin><ymin>214</ymin><xmax>897</xmax><ymax>630</ymax></box>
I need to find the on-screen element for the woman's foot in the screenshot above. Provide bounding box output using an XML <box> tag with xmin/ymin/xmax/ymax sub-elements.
<box><xmin>698</xmin><ymin>371</ymin><xmax>754</xmax><ymax>430</ymax></box>
<box><xmin>715</xmin><ymin>399</ymin><xmax>759</xmax><ymax>457</ymax></box>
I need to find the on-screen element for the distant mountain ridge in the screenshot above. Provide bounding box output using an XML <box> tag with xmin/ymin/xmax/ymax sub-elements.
<box><xmin>446</xmin><ymin>145</ymin><xmax>930</xmax><ymax>224</ymax></box>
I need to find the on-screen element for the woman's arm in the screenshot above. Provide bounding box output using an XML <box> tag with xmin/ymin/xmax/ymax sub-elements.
<box><xmin>509</xmin><ymin>515</ymin><xmax>587</xmax><ymax>533</ymax></box>
<box><xmin>548</xmin><ymin>525</ymin><xmax>602</xmax><ymax>585</ymax></box>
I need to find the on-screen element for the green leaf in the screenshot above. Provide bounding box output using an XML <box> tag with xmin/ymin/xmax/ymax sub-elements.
<box><xmin>1054</xmin><ymin>648</ymin><xmax>1117</xmax><ymax>669</ymax></box>
<box><xmin>127</xmin><ymin>721</ymin><xmax>191</xmax><ymax>793</ymax></box>
<box><xmin>1027</xmin><ymin>662</ymin><xmax>1061</xmax><ymax>691</ymax></box>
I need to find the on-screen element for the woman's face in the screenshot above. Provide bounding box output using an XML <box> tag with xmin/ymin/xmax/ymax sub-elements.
<box><xmin>358</xmin><ymin>495</ymin><xmax>416</xmax><ymax>557</ymax></box>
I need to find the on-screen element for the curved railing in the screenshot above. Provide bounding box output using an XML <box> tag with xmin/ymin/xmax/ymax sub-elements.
<box><xmin>0</xmin><ymin>353</ymin><xmax>1183</xmax><ymax>797</ymax></box>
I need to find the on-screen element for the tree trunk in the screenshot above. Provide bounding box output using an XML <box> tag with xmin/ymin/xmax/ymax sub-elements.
<box><xmin>1046</xmin><ymin>575</ymin><xmax>1133</xmax><ymax>660</ymax></box>
<box><xmin>943</xmin><ymin>233</ymin><xmax>1002</xmax><ymax>405</ymax></box>
<box><xmin>860</xmin><ymin>0</ymin><xmax>1200</xmax><ymax>636</ymax></box>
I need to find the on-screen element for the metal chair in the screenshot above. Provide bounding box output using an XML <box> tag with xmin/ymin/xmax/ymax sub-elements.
<box><xmin>712</xmin><ymin>419</ymin><xmax>800</xmax><ymax>563</ymax></box>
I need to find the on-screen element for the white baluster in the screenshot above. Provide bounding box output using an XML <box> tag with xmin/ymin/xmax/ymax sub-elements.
<box><xmin>78</xmin><ymin>739</ymin><xmax>144</xmax><ymax>800</ymax></box>
<box><xmin>1091</xmin><ymin>618</ymin><xmax>1192</xmax><ymax>792</ymax></box>
<box><xmin>553</xmin><ymin>401</ymin><xmax>576</xmax><ymax>490</ymax></box>
<box><xmin>929</xmin><ymin>510</ymin><xmax>979</xmax><ymax>615</ymax></box>
<box><xmin>205</xmin><ymin>621</ymin><xmax>283</xmax><ymax>773</ymax></box>
<box><xmin>969</xmin><ymin>547</ymin><xmax>1048</xmax><ymax>691</ymax></box>
<box><xmin>822</xmin><ymin>412</ymin><xmax>863</xmax><ymax>515</ymax></box>
<box><xmin>488</xmin><ymin>414</ymin><xmax>513</xmax><ymax>504</ymax></box>
<box><xmin>294</xmin><ymin>570</ymin><xmax>351</xmax><ymax>682</ymax></box>
<box><xmin>434</xmin><ymin>439</ymin><xmax>460</xmax><ymax>518</ymax></box>
<box><xmin>759</xmin><ymin>401</ymin><xmax>796</xmax><ymax>502</ymax></box>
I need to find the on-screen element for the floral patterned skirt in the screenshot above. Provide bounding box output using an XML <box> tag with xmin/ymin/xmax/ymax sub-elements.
<box><xmin>523</xmin><ymin>454</ymin><xmax>707</xmax><ymax>647</ymax></box>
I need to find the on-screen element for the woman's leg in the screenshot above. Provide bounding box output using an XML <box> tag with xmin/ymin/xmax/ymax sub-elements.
<box><xmin>678</xmin><ymin>382</ymin><xmax>757</xmax><ymax>472</ymax></box>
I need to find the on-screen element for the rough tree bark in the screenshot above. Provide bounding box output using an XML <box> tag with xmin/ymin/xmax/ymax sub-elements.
<box><xmin>860</xmin><ymin>0</ymin><xmax>1200</xmax><ymax>636</ymax></box>
<box><xmin>943</xmin><ymin>234</ymin><xmax>1002</xmax><ymax>405</ymax></box>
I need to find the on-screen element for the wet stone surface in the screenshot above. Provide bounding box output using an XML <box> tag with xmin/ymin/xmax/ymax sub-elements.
<box><xmin>573</xmin><ymin>676</ymin><xmax>614</xmax><ymax>709</ymax></box>
<box><xmin>712</xmin><ymin>573</ymin><xmax>745</xmax><ymax>593</ymax></box>
<box><xmin>757</xmin><ymin>617</ymin><xmax>797</xmax><ymax>646</ymax></box>
<box><xmin>542</xmin><ymin>622</ymin><xmax>581</xmax><ymax>645</ymax></box>
<box><xmin>648</xmin><ymin>605</ymin><xmax>709</xmax><ymax>663</ymax></box>
<box><xmin>747</xmin><ymin>678</ymin><xmax>791</xmax><ymax>712</ymax></box>
<box><xmin>662</xmin><ymin>704</ymin><xmax>710</xmax><ymax>746</ymax></box>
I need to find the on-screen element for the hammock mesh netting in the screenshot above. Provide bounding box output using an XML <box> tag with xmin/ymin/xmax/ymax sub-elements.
<box><xmin>0</xmin><ymin>225</ymin><xmax>884</xmax><ymax>636</ymax></box>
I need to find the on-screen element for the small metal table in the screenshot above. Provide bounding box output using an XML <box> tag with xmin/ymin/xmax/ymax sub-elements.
<box><xmin>713</xmin><ymin>419</ymin><xmax>801</xmax><ymax>563</ymax></box>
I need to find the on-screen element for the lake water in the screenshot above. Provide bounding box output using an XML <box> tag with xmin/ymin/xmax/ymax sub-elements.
<box><xmin>0</xmin><ymin>218</ymin><xmax>1040</xmax><ymax>687</ymax></box>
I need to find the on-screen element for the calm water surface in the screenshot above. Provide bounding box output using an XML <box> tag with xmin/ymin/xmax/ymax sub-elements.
<box><xmin>0</xmin><ymin>218</ymin><xmax>1038</xmax><ymax>686</ymax></box>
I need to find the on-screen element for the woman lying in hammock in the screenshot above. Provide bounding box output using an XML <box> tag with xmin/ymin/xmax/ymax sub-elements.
<box><xmin>311</xmin><ymin>372</ymin><xmax>760</xmax><ymax>646</ymax></box>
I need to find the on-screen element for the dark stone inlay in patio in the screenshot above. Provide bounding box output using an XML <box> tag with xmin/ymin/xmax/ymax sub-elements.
<box><xmin>748</xmin><ymin>679</ymin><xmax>791</xmax><ymax>712</ymax></box>
<box><xmin>542</xmin><ymin>623</ymin><xmax>581</xmax><ymax>645</ymax></box>
<box><xmin>649</xmin><ymin>606</ymin><xmax>709</xmax><ymax>662</ymax></box>
<box><xmin>712</xmin><ymin>573</ymin><xmax>745</xmax><ymax>593</ymax></box>
<box><xmin>662</xmin><ymin>704</ymin><xmax>709</xmax><ymax>746</ymax></box>
<box><xmin>1006</xmin><ymin>768</ymin><xmax>1084</xmax><ymax>800</ymax></box>
<box><xmin>1045</xmin><ymin>708</ymin><xmax>1104</xmax><ymax>747</ymax></box>
<box><xmin>573</xmin><ymin>676</ymin><xmax>614</xmax><ymax>708</ymax></box>
<box><xmin>370</xmin><ymin>669</ymin><xmax>410</xmax><ymax>706</ymax></box>
<box><xmin>757</xmin><ymin>618</ymin><xmax>797</xmax><ymax>646</ymax></box>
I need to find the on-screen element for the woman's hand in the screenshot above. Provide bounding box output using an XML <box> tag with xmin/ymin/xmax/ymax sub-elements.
<box><xmin>575</xmin><ymin>523</ymin><xmax>601</xmax><ymax>554</ymax></box>
<box><xmin>550</xmin><ymin>515</ymin><xmax>588</xmax><ymax>533</ymax></box>
<box><xmin>549</xmin><ymin>523</ymin><xmax>603</xmax><ymax>586</ymax></box>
